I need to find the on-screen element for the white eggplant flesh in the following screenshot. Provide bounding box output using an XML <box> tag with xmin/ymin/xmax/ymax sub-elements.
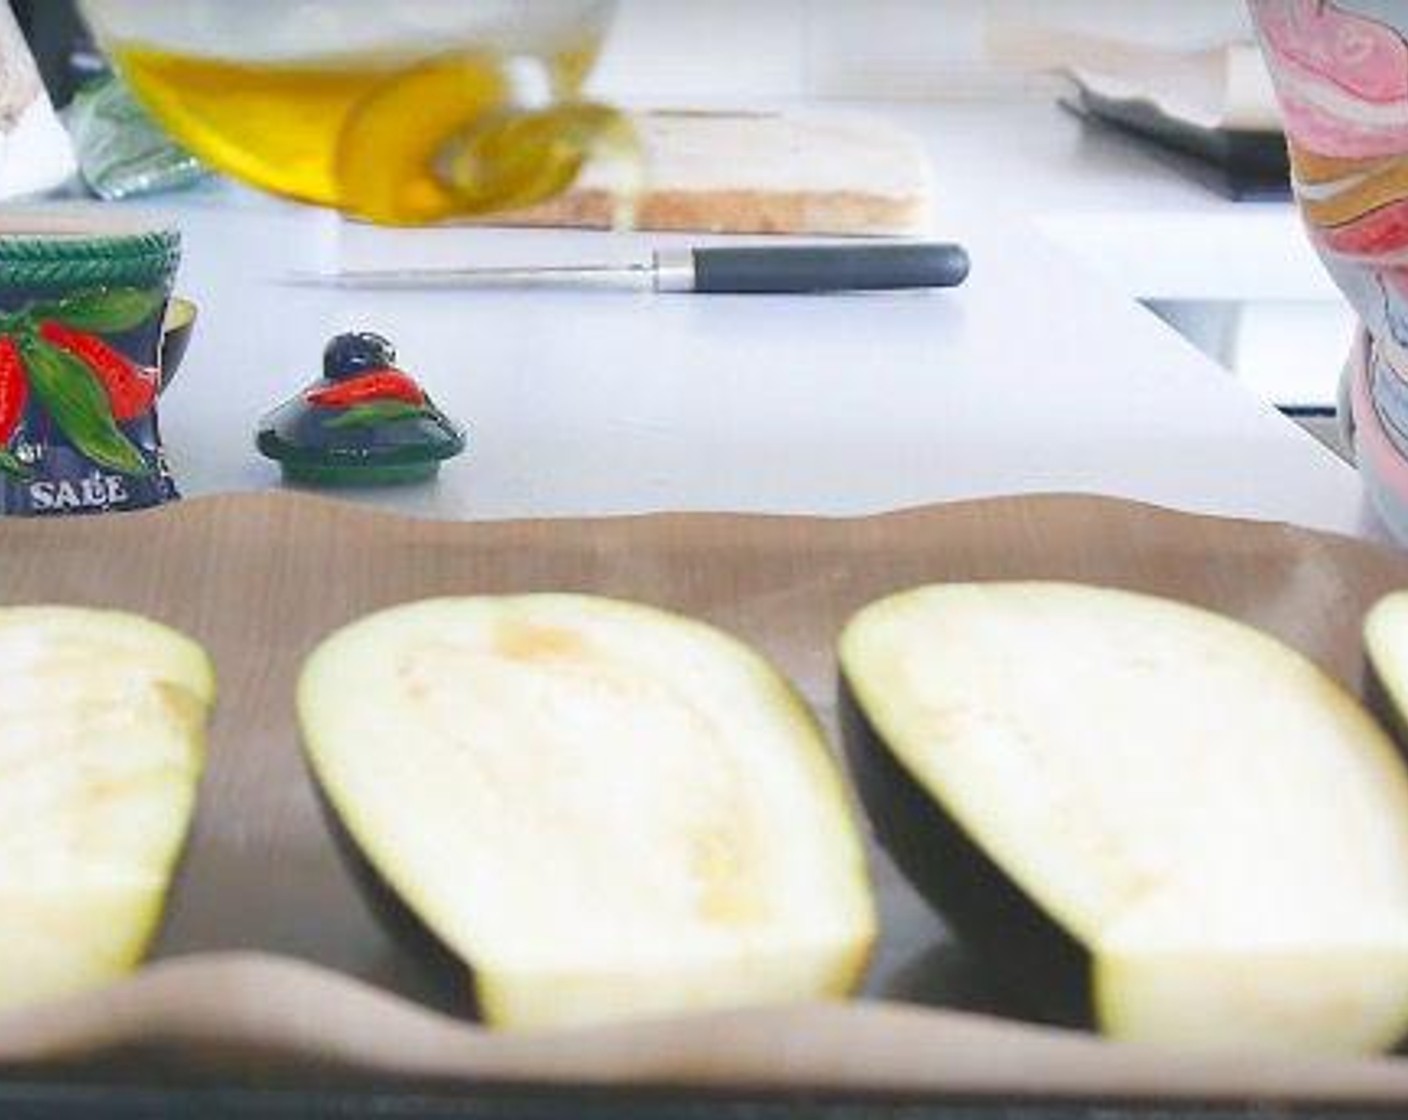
<box><xmin>299</xmin><ymin>594</ymin><xmax>876</xmax><ymax>1031</ymax></box>
<box><xmin>0</xmin><ymin>607</ymin><xmax>213</xmax><ymax>1011</ymax></box>
<box><xmin>1367</xmin><ymin>591</ymin><xmax>1408</xmax><ymax>725</ymax></box>
<box><xmin>842</xmin><ymin>582</ymin><xmax>1408</xmax><ymax>1054</ymax></box>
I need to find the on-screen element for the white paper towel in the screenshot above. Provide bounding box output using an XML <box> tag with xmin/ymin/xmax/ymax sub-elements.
<box><xmin>0</xmin><ymin>6</ymin><xmax>76</xmax><ymax>200</ymax></box>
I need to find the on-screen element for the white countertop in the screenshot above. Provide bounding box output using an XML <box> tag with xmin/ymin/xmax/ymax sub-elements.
<box><xmin>870</xmin><ymin>101</ymin><xmax>1335</xmax><ymax>302</ymax></box>
<box><xmin>114</xmin><ymin>100</ymin><xmax>1374</xmax><ymax>538</ymax></box>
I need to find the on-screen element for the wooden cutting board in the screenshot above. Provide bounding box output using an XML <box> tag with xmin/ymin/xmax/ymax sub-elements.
<box><xmin>0</xmin><ymin>491</ymin><xmax>1406</xmax><ymax>1103</ymax></box>
<box><xmin>481</xmin><ymin>109</ymin><xmax>934</xmax><ymax>236</ymax></box>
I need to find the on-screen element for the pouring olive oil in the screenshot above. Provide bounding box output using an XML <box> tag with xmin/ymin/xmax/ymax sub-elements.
<box><xmin>80</xmin><ymin>1</ymin><xmax>633</xmax><ymax>224</ymax></box>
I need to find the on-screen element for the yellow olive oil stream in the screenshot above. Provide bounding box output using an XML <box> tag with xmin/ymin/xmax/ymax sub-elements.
<box><xmin>115</xmin><ymin>43</ymin><xmax>636</xmax><ymax>224</ymax></box>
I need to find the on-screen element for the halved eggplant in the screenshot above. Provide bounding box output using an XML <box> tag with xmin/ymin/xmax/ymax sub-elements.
<box><xmin>298</xmin><ymin>594</ymin><xmax>876</xmax><ymax>1030</ymax></box>
<box><xmin>0</xmin><ymin>607</ymin><xmax>214</xmax><ymax>1011</ymax></box>
<box><xmin>841</xmin><ymin>582</ymin><xmax>1408</xmax><ymax>1054</ymax></box>
<box><xmin>1367</xmin><ymin>593</ymin><xmax>1408</xmax><ymax>741</ymax></box>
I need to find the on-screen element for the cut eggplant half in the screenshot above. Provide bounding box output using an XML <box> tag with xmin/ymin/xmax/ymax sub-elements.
<box><xmin>0</xmin><ymin>607</ymin><xmax>213</xmax><ymax>1012</ymax></box>
<box><xmin>841</xmin><ymin>582</ymin><xmax>1408</xmax><ymax>1054</ymax></box>
<box><xmin>299</xmin><ymin>594</ymin><xmax>876</xmax><ymax>1030</ymax></box>
<box><xmin>1368</xmin><ymin>592</ymin><xmax>1408</xmax><ymax>740</ymax></box>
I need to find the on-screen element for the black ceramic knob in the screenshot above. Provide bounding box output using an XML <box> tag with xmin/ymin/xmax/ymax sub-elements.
<box><xmin>323</xmin><ymin>332</ymin><xmax>397</xmax><ymax>380</ymax></box>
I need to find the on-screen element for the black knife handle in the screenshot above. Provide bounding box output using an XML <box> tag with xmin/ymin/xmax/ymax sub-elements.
<box><xmin>685</xmin><ymin>243</ymin><xmax>970</xmax><ymax>294</ymax></box>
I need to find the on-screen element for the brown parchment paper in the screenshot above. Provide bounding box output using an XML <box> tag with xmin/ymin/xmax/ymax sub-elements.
<box><xmin>2</xmin><ymin>490</ymin><xmax>1408</xmax><ymax>1102</ymax></box>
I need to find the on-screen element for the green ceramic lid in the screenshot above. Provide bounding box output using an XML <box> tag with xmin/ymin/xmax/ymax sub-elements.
<box><xmin>0</xmin><ymin>212</ymin><xmax>180</xmax><ymax>293</ymax></box>
<box><xmin>256</xmin><ymin>332</ymin><xmax>467</xmax><ymax>488</ymax></box>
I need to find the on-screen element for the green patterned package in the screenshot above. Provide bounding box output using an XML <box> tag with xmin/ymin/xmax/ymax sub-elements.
<box><xmin>0</xmin><ymin>213</ymin><xmax>182</xmax><ymax>515</ymax></box>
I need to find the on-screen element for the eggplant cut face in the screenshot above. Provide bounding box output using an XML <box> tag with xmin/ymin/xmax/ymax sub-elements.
<box><xmin>299</xmin><ymin>594</ymin><xmax>876</xmax><ymax>1031</ymax></box>
<box><xmin>1368</xmin><ymin>592</ymin><xmax>1408</xmax><ymax>737</ymax></box>
<box><xmin>0</xmin><ymin>607</ymin><xmax>214</xmax><ymax>1011</ymax></box>
<box><xmin>841</xmin><ymin>582</ymin><xmax>1408</xmax><ymax>1055</ymax></box>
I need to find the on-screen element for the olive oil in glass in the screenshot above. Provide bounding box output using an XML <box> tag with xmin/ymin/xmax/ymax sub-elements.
<box><xmin>79</xmin><ymin>0</ymin><xmax>633</xmax><ymax>224</ymax></box>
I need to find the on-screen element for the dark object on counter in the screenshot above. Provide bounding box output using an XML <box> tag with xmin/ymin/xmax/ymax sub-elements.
<box><xmin>1064</xmin><ymin>90</ymin><xmax>1291</xmax><ymax>201</ymax></box>
<box><xmin>296</xmin><ymin>242</ymin><xmax>972</xmax><ymax>294</ymax></box>
<box><xmin>256</xmin><ymin>332</ymin><xmax>466</xmax><ymax>487</ymax></box>
<box><xmin>10</xmin><ymin>0</ymin><xmax>95</xmax><ymax>108</ymax></box>
<box><xmin>687</xmin><ymin>243</ymin><xmax>970</xmax><ymax>293</ymax></box>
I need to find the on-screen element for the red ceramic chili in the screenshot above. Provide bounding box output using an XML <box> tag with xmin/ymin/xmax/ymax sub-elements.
<box><xmin>306</xmin><ymin>368</ymin><xmax>425</xmax><ymax>408</ymax></box>
<box><xmin>38</xmin><ymin>322</ymin><xmax>157</xmax><ymax>421</ymax></box>
<box><xmin>0</xmin><ymin>335</ymin><xmax>27</xmax><ymax>443</ymax></box>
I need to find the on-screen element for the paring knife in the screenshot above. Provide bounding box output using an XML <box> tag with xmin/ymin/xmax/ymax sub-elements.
<box><xmin>291</xmin><ymin>242</ymin><xmax>970</xmax><ymax>294</ymax></box>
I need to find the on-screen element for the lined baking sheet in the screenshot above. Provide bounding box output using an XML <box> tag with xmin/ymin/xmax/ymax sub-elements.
<box><xmin>0</xmin><ymin>490</ymin><xmax>1407</xmax><ymax>1102</ymax></box>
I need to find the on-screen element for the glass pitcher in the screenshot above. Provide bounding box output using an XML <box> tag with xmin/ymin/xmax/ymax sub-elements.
<box><xmin>77</xmin><ymin>0</ymin><xmax>631</xmax><ymax>224</ymax></box>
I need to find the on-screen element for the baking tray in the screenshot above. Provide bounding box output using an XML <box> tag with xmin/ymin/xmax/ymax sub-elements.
<box><xmin>1064</xmin><ymin>90</ymin><xmax>1290</xmax><ymax>201</ymax></box>
<box><xmin>2</xmin><ymin>490</ymin><xmax>1408</xmax><ymax>1115</ymax></box>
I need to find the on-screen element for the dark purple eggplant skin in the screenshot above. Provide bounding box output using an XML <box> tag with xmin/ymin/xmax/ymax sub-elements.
<box><xmin>1366</xmin><ymin>661</ymin><xmax>1408</xmax><ymax>764</ymax></box>
<box><xmin>839</xmin><ymin>673</ymin><xmax>1094</xmax><ymax>1027</ymax></box>
<box><xmin>310</xmin><ymin>776</ymin><xmax>484</xmax><ymax>1020</ymax></box>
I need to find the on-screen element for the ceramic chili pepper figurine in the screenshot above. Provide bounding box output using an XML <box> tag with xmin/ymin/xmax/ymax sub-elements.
<box><xmin>256</xmin><ymin>332</ymin><xmax>466</xmax><ymax>486</ymax></box>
